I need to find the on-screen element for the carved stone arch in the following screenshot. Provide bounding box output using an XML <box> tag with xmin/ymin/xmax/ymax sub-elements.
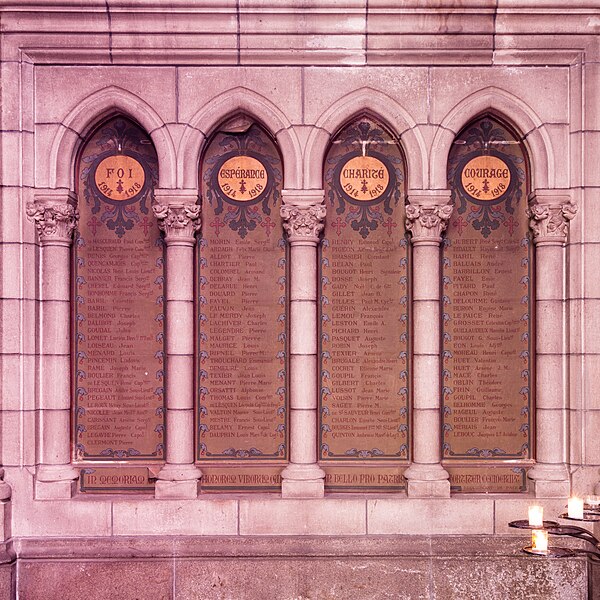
<box><xmin>178</xmin><ymin>87</ymin><xmax>302</xmax><ymax>190</ymax></box>
<box><xmin>49</xmin><ymin>86</ymin><xmax>177</xmax><ymax>191</ymax></box>
<box><xmin>430</xmin><ymin>87</ymin><xmax>554</xmax><ymax>191</ymax></box>
<box><xmin>304</xmin><ymin>88</ymin><xmax>426</xmax><ymax>190</ymax></box>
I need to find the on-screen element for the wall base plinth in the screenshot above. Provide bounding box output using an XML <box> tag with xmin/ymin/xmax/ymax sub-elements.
<box><xmin>11</xmin><ymin>535</ymin><xmax>592</xmax><ymax>600</ymax></box>
<box><xmin>34</xmin><ymin>479</ymin><xmax>76</xmax><ymax>501</ymax></box>
<box><xmin>530</xmin><ymin>479</ymin><xmax>571</xmax><ymax>499</ymax></box>
<box><xmin>404</xmin><ymin>463</ymin><xmax>450</xmax><ymax>498</ymax></box>
<box><xmin>280</xmin><ymin>463</ymin><xmax>325</xmax><ymax>498</ymax></box>
<box><xmin>154</xmin><ymin>479</ymin><xmax>199</xmax><ymax>499</ymax></box>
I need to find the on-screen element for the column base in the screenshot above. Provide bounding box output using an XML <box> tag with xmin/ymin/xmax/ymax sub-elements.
<box><xmin>404</xmin><ymin>463</ymin><xmax>450</xmax><ymax>498</ymax></box>
<box><xmin>155</xmin><ymin>464</ymin><xmax>202</xmax><ymax>499</ymax></box>
<box><xmin>528</xmin><ymin>463</ymin><xmax>570</xmax><ymax>498</ymax></box>
<box><xmin>154</xmin><ymin>479</ymin><xmax>199</xmax><ymax>499</ymax></box>
<box><xmin>35</xmin><ymin>465</ymin><xmax>79</xmax><ymax>499</ymax></box>
<box><xmin>281</xmin><ymin>463</ymin><xmax>325</xmax><ymax>498</ymax></box>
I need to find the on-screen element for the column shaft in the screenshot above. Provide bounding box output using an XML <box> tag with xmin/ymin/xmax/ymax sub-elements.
<box><xmin>153</xmin><ymin>196</ymin><xmax>202</xmax><ymax>499</ymax></box>
<box><xmin>27</xmin><ymin>194</ymin><xmax>80</xmax><ymax>499</ymax></box>
<box><xmin>527</xmin><ymin>193</ymin><xmax>577</xmax><ymax>497</ymax></box>
<box><xmin>403</xmin><ymin>192</ymin><xmax>452</xmax><ymax>498</ymax></box>
<box><xmin>280</xmin><ymin>191</ymin><xmax>326</xmax><ymax>498</ymax></box>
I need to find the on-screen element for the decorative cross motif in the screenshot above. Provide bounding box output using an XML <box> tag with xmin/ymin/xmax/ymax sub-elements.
<box><xmin>332</xmin><ymin>217</ymin><xmax>346</xmax><ymax>236</ymax></box>
<box><xmin>87</xmin><ymin>216</ymin><xmax>101</xmax><ymax>236</ymax></box>
<box><xmin>261</xmin><ymin>216</ymin><xmax>276</xmax><ymax>238</ymax></box>
<box><xmin>116</xmin><ymin>179</ymin><xmax>124</xmax><ymax>193</ymax></box>
<box><xmin>239</xmin><ymin>179</ymin><xmax>247</xmax><ymax>194</ymax></box>
<box><xmin>140</xmin><ymin>216</ymin><xmax>152</xmax><ymax>237</ymax></box>
<box><xmin>503</xmin><ymin>215</ymin><xmax>518</xmax><ymax>236</ymax></box>
<box><xmin>453</xmin><ymin>216</ymin><xmax>467</xmax><ymax>236</ymax></box>
<box><xmin>383</xmin><ymin>217</ymin><xmax>397</xmax><ymax>236</ymax></box>
<box><xmin>482</xmin><ymin>179</ymin><xmax>490</xmax><ymax>193</ymax></box>
<box><xmin>210</xmin><ymin>218</ymin><xmax>225</xmax><ymax>237</ymax></box>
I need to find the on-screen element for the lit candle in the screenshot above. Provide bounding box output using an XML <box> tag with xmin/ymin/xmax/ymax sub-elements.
<box><xmin>586</xmin><ymin>495</ymin><xmax>600</xmax><ymax>508</ymax></box>
<box><xmin>568</xmin><ymin>497</ymin><xmax>584</xmax><ymax>520</ymax></box>
<box><xmin>531</xmin><ymin>529</ymin><xmax>548</xmax><ymax>553</ymax></box>
<box><xmin>528</xmin><ymin>505</ymin><xmax>544</xmax><ymax>527</ymax></box>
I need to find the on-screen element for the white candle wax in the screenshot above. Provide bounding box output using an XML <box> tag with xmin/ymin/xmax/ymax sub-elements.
<box><xmin>532</xmin><ymin>529</ymin><xmax>548</xmax><ymax>553</ymax></box>
<box><xmin>568</xmin><ymin>497</ymin><xmax>584</xmax><ymax>520</ymax></box>
<box><xmin>528</xmin><ymin>505</ymin><xmax>544</xmax><ymax>527</ymax></box>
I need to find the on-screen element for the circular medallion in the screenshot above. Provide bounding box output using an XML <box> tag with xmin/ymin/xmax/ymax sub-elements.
<box><xmin>94</xmin><ymin>155</ymin><xmax>145</xmax><ymax>201</ymax></box>
<box><xmin>217</xmin><ymin>156</ymin><xmax>268</xmax><ymax>202</ymax></box>
<box><xmin>460</xmin><ymin>155</ymin><xmax>511</xmax><ymax>201</ymax></box>
<box><xmin>339</xmin><ymin>155</ymin><xmax>390</xmax><ymax>202</ymax></box>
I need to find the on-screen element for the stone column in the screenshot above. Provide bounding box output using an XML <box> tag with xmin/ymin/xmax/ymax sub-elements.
<box><xmin>279</xmin><ymin>190</ymin><xmax>327</xmax><ymax>498</ymax></box>
<box><xmin>527</xmin><ymin>190</ymin><xmax>577</xmax><ymax>498</ymax></box>
<box><xmin>403</xmin><ymin>190</ymin><xmax>452</xmax><ymax>498</ymax></box>
<box><xmin>152</xmin><ymin>191</ymin><xmax>203</xmax><ymax>499</ymax></box>
<box><xmin>26</xmin><ymin>192</ymin><xmax>80</xmax><ymax>499</ymax></box>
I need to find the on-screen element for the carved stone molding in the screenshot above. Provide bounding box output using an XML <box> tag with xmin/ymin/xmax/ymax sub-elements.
<box><xmin>280</xmin><ymin>202</ymin><xmax>326</xmax><ymax>243</ymax></box>
<box><xmin>152</xmin><ymin>203</ymin><xmax>201</xmax><ymax>241</ymax></box>
<box><xmin>26</xmin><ymin>200</ymin><xmax>78</xmax><ymax>243</ymax></box>
<box><xmin>405</xmin><ymin>202</ymin><xmax>453</xmax><ymax>241</ymax></box>
<box><xmin>527</xmin><ymin>201</ymin><xmax>578</xmax><ymax>243</ymax></box>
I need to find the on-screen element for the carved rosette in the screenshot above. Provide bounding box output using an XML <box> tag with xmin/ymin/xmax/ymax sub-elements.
<box><xmin>527</xmin><ymin>202</ymin><xmax>578</xmax><ymax>243</ymax></box>
<box><xmin>152</xmin><ymin>203</ymin><xmax>201</xmax><ymax>241</ymax></box>
<box><xmin>280</xmin><ymin>202</ymin><xmax>326</xmax><ymax>243</ymax></box>
<box><xmin>26</xmin><ymin>202</ymin><xmax>79</xmax><ymax>243</ymax></box>
<box><xmin>405</xmin><ymin>202</ymin><xmax>453</xmax><ymax>241</ymax></box>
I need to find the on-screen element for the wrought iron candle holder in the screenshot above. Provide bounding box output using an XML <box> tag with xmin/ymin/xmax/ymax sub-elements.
<box><xmin>509</xmin><ymin>502</ymin><xmax>600</xmax><ymax>561</ymax></box>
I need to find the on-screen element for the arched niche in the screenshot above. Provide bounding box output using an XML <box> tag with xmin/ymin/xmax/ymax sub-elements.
<box><xmin>319</xmin><ymin>113</ymin><xmax>410</xmax><ymax>492</ymax></box>
<box><xmin>196</xmin><ymin>115</ymin><xmax>288</xmax><ymax>491</ymax></box>
<box><xmin>442</xmin><ymin>113</ymin><xmax>533</xmax><ymax>493</ymax></box>
<box><xmin>73</xmin><ymin>116</ymin><xmax>165</xmax><ymax>492</ymax></box>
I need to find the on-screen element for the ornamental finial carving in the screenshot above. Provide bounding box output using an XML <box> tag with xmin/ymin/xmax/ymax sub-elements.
<box><xmin>152</xmin><ymin>203</ymin><xmax>201</xmax><ymax>240</ymax></box>
<box><xmin>280</xmin><ymin>202</ymin><xmax>326</xmax><ymax>242</ymax></box>
<box><xmin>527</xmin><ymin>201</ymin><xmax>577</xmax><ymax>242</ymax></box>
<box><xmin>405</xmin><ymin>202</ymin><xmax>453</xmax><ymax>240</ymax></box>
<box><xmin>26</xmin><ymin>201</ymin><xmax>78</xmax><ymax>242</ymax></box>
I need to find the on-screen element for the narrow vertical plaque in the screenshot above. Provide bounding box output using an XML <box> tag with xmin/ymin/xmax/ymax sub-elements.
<box><xmin>198</xmin><ymin>122</ymin><xmax>287</xmax><ymax>491</ymax></box>
<box><xmin>320</xmin><ymin>117</ymin><xmax>409</xmax><ymax>491</ymax></box>
<box><xmin>74</xmin><ymin>117</ymin><xmax>165</xmax><ymax>489</ymax></box>
<box><xmin>443</xmin><ymin>116</ymin><xmax>533</xmax><ymax>492</ymax></box>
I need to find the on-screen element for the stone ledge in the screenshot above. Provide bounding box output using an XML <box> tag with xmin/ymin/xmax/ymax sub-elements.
<box><xmin>10</xmin><ymin>534</ymin><xmax>588</xmax><ymax>560</ymax></box>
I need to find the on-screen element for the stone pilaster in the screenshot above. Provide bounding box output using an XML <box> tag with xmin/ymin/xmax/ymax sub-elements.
<box><xmin>152</xmin><ymin>191</ymin><xmax>203</xmax><ymax>499</ymax></box>
<box><xmin>0</xmin><ymin>469</ymin><xmax>11</xmax><ymax>542</ymax></box>
<box><xmin>403</xmin><ymin>190</ymin><xmax>452</xmax><ymax>498</ymax></box>
<box><xmin>26</xmin><ymin>191</ymin><xmax>80</xmax><ymax>499</ymax></box>
<box><xmin>279</xmin><ymin>190</ymin><xmax>327</xmax><ymax>498</ymax></box>
<box><xmin>527</xmin><ymin>190</ymin><xmax>577</xmax><ymax>498</ymax></box>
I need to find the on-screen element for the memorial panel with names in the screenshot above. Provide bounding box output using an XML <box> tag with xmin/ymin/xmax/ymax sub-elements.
<box><xmin>74</xmin><ymin>117</ymin><xmax>165</xmax><ymax>491</ymax></box>
<box><xmin>443</xmin><ymin>117</ymin><xmax>533</xmax><ymax>492</ymax></box>
<box><xmin>198</xmin><ymin>121</ymin><xmax>288</xmax><ymax>490</ymax></box>
<box><xmin>320</xmin><ymin>117</ymin><xmax>409</xmax><ymax>491</ymax></box>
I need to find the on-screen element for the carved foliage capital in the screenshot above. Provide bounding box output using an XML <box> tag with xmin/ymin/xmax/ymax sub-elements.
<box><xmin>280</xmin><ymin>202</ymin><xmax>326</xmax><ymax>242</ymax></box>
<box><xmin>26</xmin><ymin>201</ymin><xmax>79</xmax><ymax>242</ymax></box>
<box><xmin>152</xmin><ymin>203</ymin><xmax>201</xmax><ymax>239</ymax></box>
<box><xmin>527</xmin><ymin>201</ymin><xmax>578</xmax><ymax>242</ymax></box>
<box><xmin>405</xmin><ymin>202</ymin><xmax>453</xmax><ymax>240</ymax></box>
